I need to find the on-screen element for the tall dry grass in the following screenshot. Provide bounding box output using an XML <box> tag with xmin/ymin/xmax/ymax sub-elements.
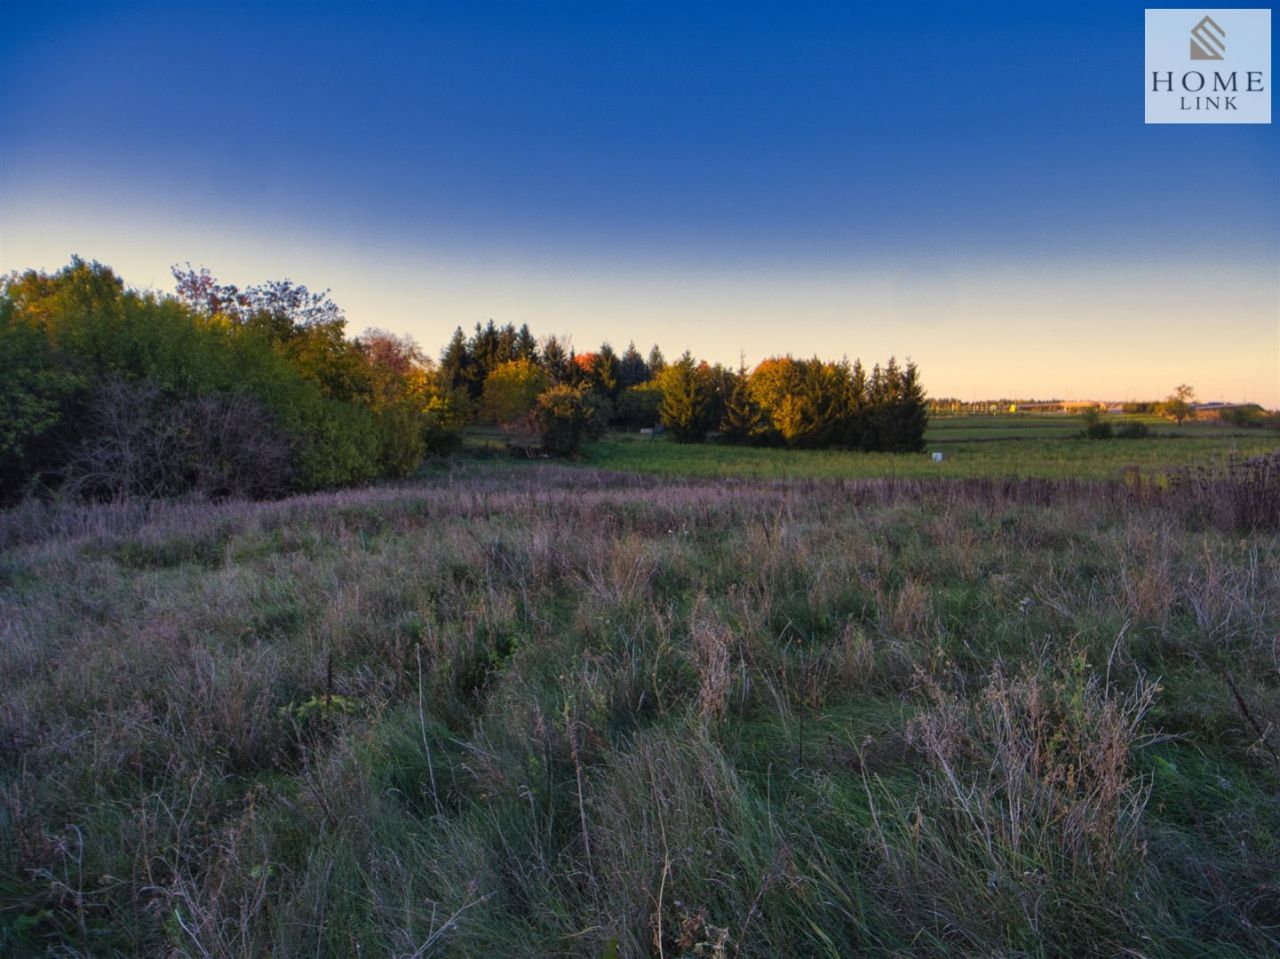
<box><xmin>2</xmin><ymin>463</ymin><xmax>1278</xmax><ymax>955</ymax></box>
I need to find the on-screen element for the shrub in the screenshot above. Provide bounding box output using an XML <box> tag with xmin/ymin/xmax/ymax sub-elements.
<box><xmin>1164</xmin><ymin>451</ymin><xmax>1280</xmax><ymax>532</ymax></box>
<box><xmin>372</xmin><ymin>400</ymin><xmax>428</xmax><ymax>478</ymax></box>
<box><xmin>0</xmin><ymin>302</ymin><xmax>88</xmax><ymax>501</ymax></box>
<box><xmin>1115</xmin><ymin>420</ymin><xmax>1151</xmax><ymax>439</ymax></box>
<box><xmin>1221</xmin><ymin>405</ymin><xmax>1265</xmax><ymax>428</ymax></box>
<box><xmin>1080</xmin><ymin>407</ymin><xmax>1112</xmax><ymax>439</ymax></box>
<box><xmin>478</xmin><ymin>358</ymin><xmax>548</xmax><ymax>426</ymax></box>
<box><xmin>498</xmin><ymin>408</ymin><xmax>542</xmax><ymax>456</ymax></box>
<box><xmin>420</xmin><ymin>390</ymin><xmax>468</xmax><ymax>455</ymax></box>
<box><xmin>612</xmin><ymin>382</ymin><xmax>663</xmax><ymax>429</ymax></box>
<box><xmin>535</xmin><ymin>384</ymin><xmax>608</xmax><ymax>456</ymax></box>
<box><xmin>61</xmin><ymin>378</ymin><xmax>294</xmax><ymax>500</ymax></box>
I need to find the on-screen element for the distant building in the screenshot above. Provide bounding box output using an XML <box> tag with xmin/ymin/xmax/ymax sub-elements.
<box><xmin>1016</xmin><ymin>400</ymin><xmax>1107</xmax><ymax>412</ymax></box>
<box><xmin>1191</xmin><ymin>402</ymin><xmax>1255</xmax><ymax>421</ymax></box>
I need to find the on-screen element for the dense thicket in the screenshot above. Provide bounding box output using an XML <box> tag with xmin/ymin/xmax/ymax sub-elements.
<box><xmin>0</xmin><ymin>259</ymin><xmax>464</xmax><ymax>502</ymax></box>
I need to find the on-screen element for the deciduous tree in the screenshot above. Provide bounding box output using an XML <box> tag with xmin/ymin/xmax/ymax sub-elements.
<box><xmin>1163</xmin><ymin>384</ymin><xmax>1196</xmax><ymax>425</ymax></box>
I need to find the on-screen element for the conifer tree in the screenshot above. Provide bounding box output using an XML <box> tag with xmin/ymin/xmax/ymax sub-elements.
<box><xmin>843</xmin><ymin>359</ymin><xmax>868</xmax><ymax>449</ymax></box>
<box><xmin>891</xmin><ymin>359</ymin><xmax>928</xmax><ymax>452</ymax></box>
<box><xmin>440</xmin><ymin>327</ymin><xmax>475</xmax><ymax>394</ymax></box>
<box><xmin>657</xmin><ymin>352</ymin><xmax>712</xmax><ymax>442</ymax></box>
<box><xmin>541</xmin><ymin>336</ymin><xmax>571</xmax><ymax>384</ymax></box>
<box><xmin>619</xmin><ymin>341</ymin><xmax>649</xmax><ymax>386</ymax></box>
<box><xmin>647</xmin><ymin>345</ymin><xmax>667</xmax><ymax>376</ymax></box>
<box><xmin>721</xmin><ymin>360</ymin><xmax>763</xmax><ymax>443</ymax></box>
<box><xmin>593</xmin><ymin>343</ymin><xmax>621</xmax><ymax>400</ymax></box>
<box><xmin>515</xmin><ymin>324</ymin><xmax>539</xmax><ymax>362</ymax></box>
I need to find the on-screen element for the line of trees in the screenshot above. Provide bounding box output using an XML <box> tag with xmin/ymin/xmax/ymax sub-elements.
<box><xmin>2</xmin><ymin>258</ymin><xmax>929</xmax><ymax>502</ymax></box>
<box><xmin>657</xmin><ymin>353</ymin><xmax>927</xmax><ymax>451</ymax></box>
<box><xmin>435</xmin><ymin>321</ymin><xmax>927</xmax><ymax>454</ymax></box>
<box><xmin>1</xmin><ymin>259</ymin><xmax>466</xmax><ymax>502</ymax></box>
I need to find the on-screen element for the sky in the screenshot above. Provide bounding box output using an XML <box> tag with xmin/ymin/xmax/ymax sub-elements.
<box><xmin>1</xmin><ymin>0</ymin><xmax>1277</xmax><ymax>405</ymax></box>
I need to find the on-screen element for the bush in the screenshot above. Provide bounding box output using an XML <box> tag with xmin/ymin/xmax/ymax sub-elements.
<box><xmin>62</xmin><ymin>378</ymin><xmax>294</xmax><ymax>500</ymax></box>
<box><xmin>612</xmin><ymin>382</ymin><xmax>663</xmax><ymax>429</ymax></box>
<box><xmin>372</xmin><ymin>401</ymin><xmax>428</xmax><ymax>478</ymax></box>
<box><xmin>1163</xmin><ymin>451</ymin><xmax>1280</xmax><ymax>532</ymax></box>
<box><xmin>420</xmin><ymin>390</ymin><xmax>468</xmax><ymax>455</ymax></box>
<box><xmin>1080</xmin><ymin>407</ymin><xmax>1112</xmax><ymax>439</ymax></box>
<box><xmin>479</xmin><ymin>358</ymin><xmax>548</xmax><ymax>426</ymax></box>
<box><xmin>1221</xmin><ymin>405</ymin><xmax>1265</xmax><ymax>428</ymax></box>
<box><xmin>0</xmin><ymin>302</ymin><xmax>88</xmax><ymax>500</ymax></box>
<box><xmin>535</xmin><ymin>384</ymin><xmax>608</xmax><ymax>456</ymax></box>
<box><xmin>1115</xmin><ymin>421</ymin><xmax>1150</xmax><ymax>439</ymax></box>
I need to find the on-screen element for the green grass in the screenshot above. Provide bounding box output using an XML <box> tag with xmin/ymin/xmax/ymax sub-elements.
<box><xmin>580</xmin><ymin>416</ymin><xmax>1278</xmax><ymax>481</ymax></box>
<box><xmin>583</xmin><ymin>433</ymin><xmax>1278</xmax><ymax>482</ymax></box>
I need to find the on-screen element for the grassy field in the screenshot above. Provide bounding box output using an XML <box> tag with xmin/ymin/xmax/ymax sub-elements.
<box><xmin>925</xmin><ymin>413</ymin><xmax>1188</xmax><ymax>442</ymax></box>
<box><xmin>570</xmin><ymin>415</ymin><xmax>1278</xmax><ymax>482</ymax></box>
<box><xmin>2</xmin><ymin>455</ymin><xmax>1279</xmax><ymax>956</ymax></box>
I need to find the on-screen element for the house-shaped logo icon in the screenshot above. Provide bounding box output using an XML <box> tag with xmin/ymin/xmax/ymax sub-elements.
<box><xmin>1190</xmin><ymin>15</ymin><xmax>1225</xmax><ymax>60</ymax></box>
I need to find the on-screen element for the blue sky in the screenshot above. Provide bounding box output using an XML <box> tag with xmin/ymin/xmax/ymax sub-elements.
<box><xmin>2</xmin><ymin>1</ymin><xmax>1277</xmax><ymax>403</ymax></box>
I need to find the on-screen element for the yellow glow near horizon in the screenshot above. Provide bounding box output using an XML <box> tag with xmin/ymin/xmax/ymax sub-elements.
<box><xmin>2</xmin><ymin>193</ymin><xmax>1277</xmax><ymax>409</ymax></box>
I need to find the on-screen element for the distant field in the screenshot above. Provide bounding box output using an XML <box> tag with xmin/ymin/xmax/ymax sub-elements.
<box><xmin>579</xmin><ymin>416</ymin><xmax>1278</xmax><ymax>482</ymax></box>
<box><xmin>925</xmin><ymin>413</ymin><xmax>1260</xmax><ymax>443</ymax></box>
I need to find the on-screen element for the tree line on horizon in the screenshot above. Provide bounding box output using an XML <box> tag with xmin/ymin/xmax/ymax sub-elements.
<box><xmin>436</xmin><ymin>318</ymin><xmax>927</xmax><ymax>454</ymax></box>
<box><xmin>1</xmin><ymin>258</ymin><xmax>926</xmax><ymax>502</ymax></box>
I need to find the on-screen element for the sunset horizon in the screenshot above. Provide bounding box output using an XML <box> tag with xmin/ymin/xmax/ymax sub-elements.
<box><xmin>3</xmin><ymin>1</ymin><xmax>1276</xmax><ymax>406</ymax></box>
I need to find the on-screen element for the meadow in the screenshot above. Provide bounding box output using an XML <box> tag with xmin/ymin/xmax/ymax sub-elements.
<box><xmin>579</xmin><ymin>414</ymin><xmax>1277</xmax><ymax>482</ymax></box>
<box><xmin>2</xmin><ymin>420</ymin><xmax>1279</xmax><ymax>956</ymax></box>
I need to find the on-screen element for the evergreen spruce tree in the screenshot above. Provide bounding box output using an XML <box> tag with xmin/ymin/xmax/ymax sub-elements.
<box><xmin>862</xmin><ymin>363</ymin><xmax>885</xmax><ymax>451</ymax></box>
<box><xmin>439</xmin><ymin>326</ymin><xmax>471</xmax><ymax>393</ymax></box>
<box><xmin>892</xmin><ymin>359</ymin><xmax>929</xmax><ymax>452</ymax></box>
<box><xmin>844</xmin><ymin>358</ymin><xmax>868</xmax><ymax>450</ymax></box>
<box><xmin>797</xmin><ymin>360</ymin><xmax>847</xmax><ymax>448</ymax></box>
<box><xmin>721</xmin><ymin>360</ymin><xmax>763</xmax><ymax>444</ymax></box>
<box><xmin>466</xmin><ymin>321</ymin><xmax>501</xmax><ymax>397</ymax></box>
<box><xmin>647</xmin><ymin>344</ymin><xmax>667</xmax><ymax>377</ymax></box>
<box><xmin>594</xmin><ymin>343</ymin><xmax>621</xmax><ymax>401</ymax></box>
<box><xmin>515</xmin><ymin>324</ymin><xmax>539</xmax><ymax>362</ymax></box>
<box><xmin>619</xmin><ymin>341</ymin><xmax>649</xmax><ymax>386</ymax></box>
<box><xmin>657</xmin><ymin>352</ymin><xmax>709</xmax><ymax>442</ymax></box>
<box><xmin>541</xmin><ymin>336</ymin><xmax>571</xmax><ymax>384</ymax></box>
<box><xmin>495</xmin><ymin>322</ymin><xmax>518</xmax><ymax>366</ymax></box>
<box><xmin>879</xmin><ymin>357</ymin><xmax>903</xmax><ymax>451</ymax></box>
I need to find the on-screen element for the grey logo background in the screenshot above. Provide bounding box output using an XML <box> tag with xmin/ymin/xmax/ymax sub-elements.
<box><xmin>1190</xmin><ymin>15</ymin><xmax>1225</xmax><ymax>60</ymax></box>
